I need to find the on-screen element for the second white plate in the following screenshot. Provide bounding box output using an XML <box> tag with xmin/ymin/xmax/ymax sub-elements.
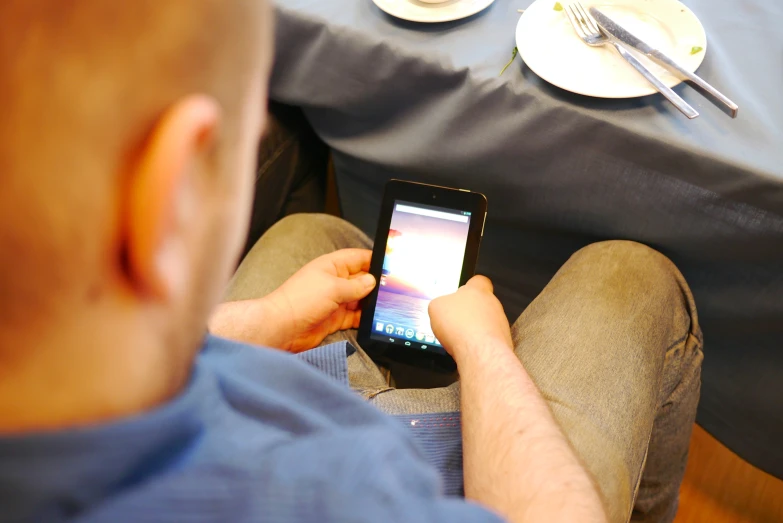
<box><xmin>516</xmin><ymin>0</ymin><xmax>707</xmax><ymax>98</ymax></box>
<box><xmin>372</xmin><ymin>0</ymin><xmax>496</xmax><ymax>24</ymax></box>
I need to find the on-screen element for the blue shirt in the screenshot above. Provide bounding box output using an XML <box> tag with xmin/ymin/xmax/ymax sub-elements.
<box><xmin>0</xmin><ymin>336</ymin><xmax>502</xmax><ymax>523</ymax></box>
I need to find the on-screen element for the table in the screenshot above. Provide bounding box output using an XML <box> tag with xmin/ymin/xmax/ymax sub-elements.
<box><xmin>269</xmin><ymin>0</ymin><xmax>783</xmax><ymax>477</ymax></box>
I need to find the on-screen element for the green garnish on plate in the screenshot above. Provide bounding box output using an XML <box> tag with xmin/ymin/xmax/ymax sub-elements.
<box><xmin>690</xmin><ymin>46</ymin><xmax>703</xmax><ymax>55</ymax></box>
<box><xmin>500</xmin><ymin>47</ymin><xmax>519</xmax><ymax>76</ymax></box>
<box><xmin>554</xmin><ymin>2</ymin><xmax>564</xmax><ymax>11</ymax></box>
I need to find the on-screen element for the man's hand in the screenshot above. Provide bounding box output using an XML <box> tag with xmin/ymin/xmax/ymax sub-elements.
<box><xmin>429</xmin><ymin>275</ymin><xmax>512</xmax><ymax>360</ymax></box>
<box><xmin>265</xmin><ymin>249</ymin><xmax>376</xmax><ymax>352</ymax></box>
<box><xmin>210</xmin><ymin>249</ymin><xmax>376</xmax><ymax>353</ymax></box>
<box><xmin>430</xmin><ymin>275</ymin><xmax>608</xmax><ymax>523</ymax></box>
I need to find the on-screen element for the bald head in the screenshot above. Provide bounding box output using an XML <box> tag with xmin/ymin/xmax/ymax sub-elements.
<box><xmin>0</xmin><ymin>0</ymin><xmax>273</xmax><ymax>430</ymax></box>
<box><xmin>0</xmin><ymin>0</ymin><xmax>271</xmax><ymax>329</ymax></box>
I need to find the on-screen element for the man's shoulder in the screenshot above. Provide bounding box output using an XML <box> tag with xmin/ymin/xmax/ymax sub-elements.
<box><xmin>199</xmin><ymin>335</ymin><xmax>354</xmax><ymax>396</ymax></box>
<box><xmin>75</xmin><ymin>430</ymin><xmax>502</xmax><ymax>523</ymax></box>
<box><xmin>70</xmin><ymin>338</ymin><xmax>499</xmax><ymax>523</ymax></box>
<box><xmin>41</xmin><ymin>337</ymin><xmax>502</xmax><ymax>523</ymax></box>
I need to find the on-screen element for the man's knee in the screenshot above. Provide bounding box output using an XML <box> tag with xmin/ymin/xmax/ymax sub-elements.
<box><xmin>564</xmin><ymin>240</ymin><xmax>694</xmax><ymax>315</ymax></box>
<box><xmin>262</xmin><ymin>213</ymin><xmax>371</xmax><ymax>251</ymax></box>
<box><xmin>269</xmin><ymin>213</ymin><xmax>346</xmax><ymax>236</ymax></box>
<box><xmin>569</xmin><ymin>240</ymin><xmax>676</xmax><ymax>281</ymax></box>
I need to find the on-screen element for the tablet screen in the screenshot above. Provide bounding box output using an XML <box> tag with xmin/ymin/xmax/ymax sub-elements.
<box><xmin>369</xmin><ymin>200</ymin><xmax>472</xmax><ymax>354</ymax></box>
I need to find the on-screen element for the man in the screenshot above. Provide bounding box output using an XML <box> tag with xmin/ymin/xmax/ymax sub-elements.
<box><xmin>0</xmin><ymin>1</ymin><xmax>703</xmax><ymax>522</ymax></box>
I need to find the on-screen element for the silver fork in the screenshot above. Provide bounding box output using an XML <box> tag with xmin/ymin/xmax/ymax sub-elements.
<box><xmin>565</xmin><ymin>2</ymin><xmax>699</xmax><ymax>119</ymax></box>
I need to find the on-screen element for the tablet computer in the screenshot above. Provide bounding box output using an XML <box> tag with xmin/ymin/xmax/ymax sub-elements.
<box><xmin>358</xmin><ymin>180</ymin><xmax>487</xmax><ymax>372</ymax></box>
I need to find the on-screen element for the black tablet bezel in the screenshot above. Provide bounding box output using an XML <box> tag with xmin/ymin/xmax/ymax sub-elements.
<box><xmin>357</xmin><ymin>180</ymin><xmax>487</xmax><ymax>373</ymax></box>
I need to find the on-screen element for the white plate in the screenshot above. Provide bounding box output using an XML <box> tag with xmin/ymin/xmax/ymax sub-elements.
<box><xmin>372</xmin><ymin>0</ymin><xmax>496</xmax><ymax>24</ymax></box>
<box><xmin>516</xmin><ymin>0</ymin><xmax>707</xmax><ymax>98</ymax></box>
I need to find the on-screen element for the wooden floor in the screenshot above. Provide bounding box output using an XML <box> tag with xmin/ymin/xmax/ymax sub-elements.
<box><xmin>674</xmin><ymin>425</ymin><xmax>783</xmax><ymax>523</ymax></box>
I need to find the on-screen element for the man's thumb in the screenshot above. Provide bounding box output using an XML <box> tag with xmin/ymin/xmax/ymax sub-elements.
<box><xmin>465</xmin><ymin>275</ymin><xmax>494</xmax><ymax>293</ymax></box>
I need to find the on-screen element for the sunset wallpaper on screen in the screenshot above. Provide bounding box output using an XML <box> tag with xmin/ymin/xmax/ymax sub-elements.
<box><xmin>373</xmin><ymin>203</ymin><xmax>471</xmax><ymax>343</ymax></box>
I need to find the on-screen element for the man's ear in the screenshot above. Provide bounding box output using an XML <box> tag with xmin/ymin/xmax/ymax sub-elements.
<box><xmin>124</xmin><ymin>95</ymin><xmax>221</xmax><ymax>301</ymax></box>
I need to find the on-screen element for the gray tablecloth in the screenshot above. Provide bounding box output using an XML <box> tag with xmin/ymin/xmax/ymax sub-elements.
<box><xmin>269</xmin><ymin>0</ymin><xmax>783</xmax><ymax>477</ymax></box>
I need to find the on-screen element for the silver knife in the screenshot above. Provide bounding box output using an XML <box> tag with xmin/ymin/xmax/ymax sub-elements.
<box><xmin>590</xmin><ymin>7</ymin><xmax>739</xmax><ymax>118</ymax></box>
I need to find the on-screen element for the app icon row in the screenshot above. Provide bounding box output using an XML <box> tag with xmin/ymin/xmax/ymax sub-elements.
<box><xmin>375</xmin><ymin>322</ymin><xmax>439</xmax><ymax>345</ymax></box>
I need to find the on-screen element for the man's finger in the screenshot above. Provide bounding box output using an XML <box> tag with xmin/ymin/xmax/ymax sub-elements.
<box><xmin>336</xmin><ymin>310</ymin><xmax>360</xmax><ymax>331</ymax></box>
<box><xmin>335</xmin><ymin>273</ymin><xmax>376</xmax><ymax>303</ymax></box>
<box><xmin>345</xmin><ymin>300</ymin><xmax>360</xmax><ymax>311</ymax></box>
<box><xmin>465</xmin><ymin>275</ymin><xmax>494</xmax><ymax>293</ymax></box>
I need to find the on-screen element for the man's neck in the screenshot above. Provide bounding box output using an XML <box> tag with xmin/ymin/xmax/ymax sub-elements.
<box><xmin>0</xmin><ymin>311</ymin><xmax>191</xmax><ymax>434</ymax></box>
